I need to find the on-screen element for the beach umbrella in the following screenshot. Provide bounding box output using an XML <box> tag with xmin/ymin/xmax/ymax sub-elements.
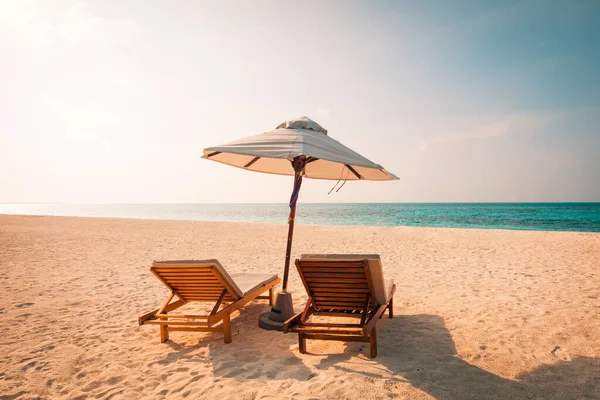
<box><xmin>201</xmin><ymin>116</ymin><xmax>398</xmax><ymax>328</ymax></box>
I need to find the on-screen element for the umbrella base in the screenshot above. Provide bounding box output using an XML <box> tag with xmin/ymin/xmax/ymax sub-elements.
<box><xmin>258</xmin><ymin>291</ymin><xmax>294</xmax><ymax>331</ymax></box>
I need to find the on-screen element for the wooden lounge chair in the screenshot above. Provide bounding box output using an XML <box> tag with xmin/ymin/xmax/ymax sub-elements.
<box><xmin>283</xmin><ymin>254</ymin><xmax>395</xmax><ymax>358</ymax></box>
<box><xmin>139</xmin><ymin>260</ymin><xmax>280</xmax><ymax>343</ymax></box>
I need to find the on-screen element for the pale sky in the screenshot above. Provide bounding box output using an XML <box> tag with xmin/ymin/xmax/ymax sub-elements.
<box><xmin>1</xmin><ymin>0</ymin><xmax>599</xmax><ymax>203</ymax></box>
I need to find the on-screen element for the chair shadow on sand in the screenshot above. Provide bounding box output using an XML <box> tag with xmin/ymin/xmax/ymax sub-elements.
<box><xmin>154</xmin><ymin>302</ymin><xmax>315</xmax><ymax>380</ymax></box>
<box><xmin>313</xmin><ymin>314</ymin><xmax>600</xmax><ymax>400</ymax></box>
<box><xmin>153</xmin><ymin>305</ymin><xmax>599</xmax><ymax>399</ymax></box>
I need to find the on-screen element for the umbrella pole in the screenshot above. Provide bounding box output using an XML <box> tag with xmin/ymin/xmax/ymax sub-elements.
<box><xmin>258</xmin><ymin>156</ymin><xmax>305</xmax><ymax>330</ymax></box>
<box><xmin>282</xmin><ymin>171</ymin><xmax>300</xmax><ymax>292</ymax></box>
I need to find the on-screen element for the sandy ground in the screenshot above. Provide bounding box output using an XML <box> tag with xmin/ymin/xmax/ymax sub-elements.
<box><xmin>0</xmin><ymin>214</ymin><xmax>599</xmax><ymax>400</ymax></box>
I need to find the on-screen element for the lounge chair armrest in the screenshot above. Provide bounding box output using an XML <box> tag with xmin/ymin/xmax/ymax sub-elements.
<box><xmin>138</xmin><ymin>299</ymin><xmax>186</xmax><ymax>326</ymax></box>
<box><xmin>138</xmin><ymin>310</ymin><xmax>157</xmax><ymax>325</ymax></box>
<box><xmin>283</xmin><ymin>312</ymin><xmax>304</xmax><ymax>333</ymax></box>
<box><xmin>363</xmin><ymin>304</ymin><xmax>387</xmax><ymax>335</ymax></box>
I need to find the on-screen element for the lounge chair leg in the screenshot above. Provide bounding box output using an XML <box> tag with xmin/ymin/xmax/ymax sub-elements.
<box><xmin>298</xmin><ymin>333</ymin><xmax>307</xmax><ymax>354</ymax></box>
<box><xmin>369</xmin><ymin>328</ymin><xmax>377</xmax><ymax>358</ymax></box>
<box><xmin>389</xmin><ymin>297</ymin><xmax>394</xmax><ymax>319</ymax></box>
<box><xmin>223</xmin><ymin>313</ymin><xmax>232</xmax><ymax>343</ymax></box>
<box><xmin>268</xmin><ymin>287</ymin><xmax>274</xmax><ymax>306</ymax></box>
<box><xmin>160</xmin><ymin>325</ymin><xmax>169</xmax><ymax>343</ymax></box>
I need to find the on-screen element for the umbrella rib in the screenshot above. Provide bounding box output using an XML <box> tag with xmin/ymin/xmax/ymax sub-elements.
<box><xmin>305</xmin><ymin>157</ymin><xmax>320</xmax><ymax>164</ymax></box>
<box><xmin>244</xmin><ymin>156</ymin><xmax>261</xmax><ymax>168</ymax></box>
<box><xmin>206</xmin><ymin>151</ymin><xmax>221</xmax><ymax>158</ymax></box>
<box><xmin>345</xmin><ymin>164</ymin><xmax>363</xmax><ymax>180</ymax></box>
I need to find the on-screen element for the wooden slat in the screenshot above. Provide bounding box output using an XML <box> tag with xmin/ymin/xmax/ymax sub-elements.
<box><xmin>313</xmin><ymin>293</ymin><xmax>369</xmax><ymax>299</ymax></box>
<box><xmin>301</xmin><ymin>333</ymin><xmax>369</xmax><ymax>342</ymax></box>
<box><xmin>156</xmin><ymin>314</ymin><xmax>209</xmax><ymax>319</ymax></box>
<box><xmin>311</xmin><ymin>293</ymin><xmax>369</xmax><ymax>299</ymax></box>
<box><xmin>302</xmin><ymin>273</ymin><xmax>365</xmax><ymax>279</ymax></box>
<box><xmin>167</xmin><ymin>278</ymin><xmax>221</xmax><ymax>282</ymax></box>
<box><xmin>158</xmin><ymin>276</ymin><xmax>218</xmax><ymax>281</ymax></box>
<box><xmin>314</xmin><ymin>305</ymin><xmax>371</xmax><ymax>311</ymax></box>
<box><xmin>164</xmin><ymin>281</ymin><xmax>223</xmax><ymax>287</ymax></box>
<box><xmin>176</xmin><ymin>295</ymin><xmax>229</xmax><ymax>299</ymax></box>
<box><xmin>170</xmin><ymin>286</ymin><xmax>222</xmax><ymax>290</ymax></box>
<box><xmin>168</xmin><ymin>327</ymin><xmax>222</xmax><ymax>332</ymax></box>
<box><xmin>157</xmin><ymin>271</ymin><xmax>215</xmax><ymax>275</ymax></box>
<box><xmin>305</xmin><ymin>277</ymin><xmax>368</xmax><ymax>283</ymax></box>
<box><xmin>163</xmin><ymin>276</ymin><xmax>220</xmax><ymax>280</ymax></box>
<box><xmin>143</xmin><ymin>320</ymin><xmax>210</xmax><ymax>326</ymax></box>
<box><xmin>161</xmin><ymin>282</ymin><xmax>223</xmax><ymax>286</ymax></box>
<box><xmin>308</xmin><ymin>283</ymin><xmax>368</xmax><ymax>288</ymax></box>
<box><xmin>178</xmin><ymin>291</ymin><xmax>235</xmax><ymax>295</ymax></box>
<box><xmin>312</xmin><ymin>311</ymin><xmax>363</xmax><ymax>317</ymax></box>
<box><xmin>153</xmin><ymin>262</ymin><xmax>215</xmax><ymax>267</ymax></box>
<box><xmin>313</xmin><ymin>297</ymin><xmax>368</xmax><ymax>304</ymax></box>
<box><xmin>169</xmin><ymin>287</ymin><xmax>224</xmax><ymax>291</ymax></box>
<box><xmin>170</xmin><ymin>285</ymin><xmax>222</xmax><ymax>289</ymax></box>
<box><xmin>159</xmin><ymin>275</ymin><xmax>219</xmax><ymax>279</ymax></box>
<box><xmin>294</xmin><ymin>327</ymin><xmax>362</xmax><ymax>335</ymax></box>
<box><xmin>301</xmin><ymin>267</ymin><xmax>365</xmax><ymax>274</ymax></box>
<box><xmin>303</xmin><ymin>322</ymin><xmax>362</xmax><ymax>328</ymax></box>
<box><xmin>154</xmin><ymin>268</ymin><xmax>214</xmax><ymax>273</ymax></box>
<box><xmin>315</xmin><ymin>301</ymin><xmax>366</xmax><ymax>307</ymax></box>
<box><xmin>155</xmin><ymin>266</ymin><xmax>214</xmax><ymax>269</ymax></box>
<box><xmin>160</xmin><ymin>277</ymin><xmax>219</xmax><ymax>282</ymax></box>
<box><xmin>311</xmin><ymin>288</ymin><xmax>369</xmax><ymax>293</ymax></box>
<box><xmin>298</xmin><ymin>261</ymin><xmax>366</xmax><ymax>268</ymax></box>
<box><xmin>314</xmin><ymin>305</ymin><xmax>366</xmax><ymax>311</ymax></box>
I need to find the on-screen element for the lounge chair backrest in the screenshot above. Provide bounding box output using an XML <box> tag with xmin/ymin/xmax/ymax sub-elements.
<box><xmin>295</xmin><ymin>258</ymin><xmax>377</xmax><ymax>312</ymax></box>
<box><xmin>152</xmin><ymin>260</ymin><xmax>243</xmax><ymax>302</ymax></box>
<box><xmin>300</xmin><ymin>254</ymin><xmax>389</xmax><ymax>305</ymax></box>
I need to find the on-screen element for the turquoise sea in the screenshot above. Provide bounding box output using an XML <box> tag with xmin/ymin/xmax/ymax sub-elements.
<box><xmin>1</xmin><ymin>203</ymin><xmax>599</xmax><ymax>232</ymax></box>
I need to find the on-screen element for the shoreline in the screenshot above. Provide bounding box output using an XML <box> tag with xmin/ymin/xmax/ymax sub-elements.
<box><xmin>1</xmin><ymin>213</ymin><xmax>599</xmax><ymax>235</ymax></box>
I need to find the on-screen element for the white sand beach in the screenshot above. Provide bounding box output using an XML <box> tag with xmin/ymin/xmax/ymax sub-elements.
<box><xmin>1</xmin><ymin>215</ymin><xmax>599</xmax><ymax>399</ymax></box>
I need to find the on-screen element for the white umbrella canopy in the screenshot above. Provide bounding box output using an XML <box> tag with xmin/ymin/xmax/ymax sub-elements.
<box><xmin>202</xmin><ymin>116</ymin><xmax>398</xmax><ymax>181</ymax></box>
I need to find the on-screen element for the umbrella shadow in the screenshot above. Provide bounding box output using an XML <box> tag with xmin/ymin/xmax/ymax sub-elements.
<box><xmin>153</xmin><ymin>302</ymin><xmax>314</xmax><ymax>381</ymax></box>
<box><xmin>309</xmin><ymin>314</ymin><xmax>600</xmax><ymax>399</ymax></box>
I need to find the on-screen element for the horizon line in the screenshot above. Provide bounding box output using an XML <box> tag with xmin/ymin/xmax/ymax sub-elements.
<box><xmin>2</xmin><ymin>201</ymin><xmax>599</xmax><ymax>205</ymax></box>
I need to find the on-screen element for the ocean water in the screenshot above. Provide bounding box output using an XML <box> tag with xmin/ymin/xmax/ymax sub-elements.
<box><xmin>1</xmin><ymin>203</ymin><xmax>599</xmax><ymax>232</ymax></box>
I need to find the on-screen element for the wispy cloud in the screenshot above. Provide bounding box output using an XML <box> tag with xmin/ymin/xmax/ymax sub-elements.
<box><xmin>0</xmin><ymin>0</ymin><xmax>140</xmax><ymax>48</ymax></box>
<box><xmin>418</xmin><ymin>112</ymin><xmax>552</xmax><ymax>151</ymax></box>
